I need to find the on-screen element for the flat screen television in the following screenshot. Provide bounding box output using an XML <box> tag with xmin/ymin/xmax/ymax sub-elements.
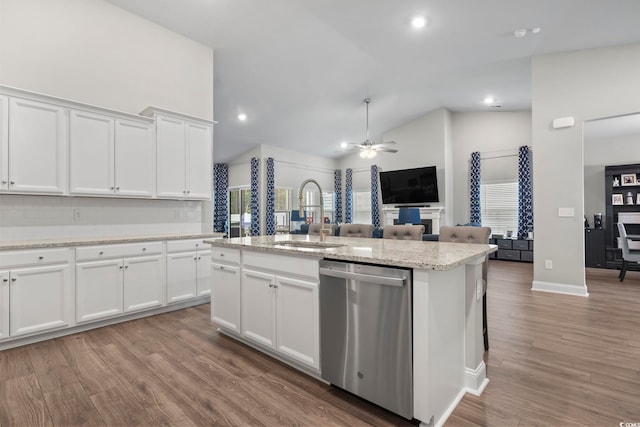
<box><xmin>379</xmin><ymin>166</ymin><xmax>439</xmax><ymax>205</ymax></box>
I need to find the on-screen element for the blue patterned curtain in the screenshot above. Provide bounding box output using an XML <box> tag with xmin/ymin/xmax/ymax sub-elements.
<box><xmin>213</xmin><ymin>163</ymin><xmax>228</xmax><ymax>233</ymax></box>
<box><xmin>250</xmin><ymin>157</ymin><xmax>260</xmax><ymax>236</ymax></box>
<box><xmin>470</xmin><ymin>151</ymin><xmax>481</xmax><ymax>225</ymax></box>
<box><xmin>265</xmin><ymin>157</ymin><xmax>275</xmax><ymax>235</ymax></box>
<box><xmin>518</xmin><ymin>146</ymin><xmax>533</xmax><ymax>239</ymax></box>
<box><xmin>334</xmin><ymin>169</ymin><xmax>342</xmax><ymax>223</ymax></box>
<box><xmin>345</xmin><ymin>168</ymin><xmax>353</xmax><ymax>223</ymax></box>
<box><xmin>371</xmin><ymin>165</ymin><xmax>381</xmax><ymax>228</ymax></box>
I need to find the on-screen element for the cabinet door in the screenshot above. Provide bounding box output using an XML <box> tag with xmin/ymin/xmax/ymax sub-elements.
<box><xmin>275</xmin><ymin>275</ymin><xmax>319</xmax><ymax>369</ymax></box>
<box><xmin>9</xmin><ymin>263</ymin><xmax>72</xmax><ymax>337</ymax></box>
<box><xmin>123</xmin><ymin>254</ymin><xmax>164</xmax><ymax>312</ymax></box>
<box><xmin>241</xmin><ymin>268</ymin><xmax>276</xmax><ymax>348</ymax></box>
<box><xmin>76</xmin><ymin>258</ymin><xmax>124</xmax><ymax>323</ymax></box>
<box><xmin>0</xmin><ymin>96</ymin><xmax>8</xmax><ymax>192</ymax></box>
<box><xmin>69</xmin><ymin>110</ymin><xmax>115</xmax><ymax>195</ymax></box>
<box><xmin>186</xmin><ymin>122</ymin><xmax>212</xmax><ymax>199</ymax></box>
<box><xmin>156</xmin><ymin>115</ymin><xmax>186</xmax><ymax>198</ymax></box>
<box><xmin>211</xmin><ymin>263</ymin><xmax>240</xmax><ymax>332</ymax></box>
<box><xmin>196</xmin><ymin>250</ymin><xmax>211</xmax><ymax>296</ymax></box>
<box><xmin>166</xmin><ymin>252</ymin><xmax>197</xmax><ymax>303</ymax></box>
<box><xmin>8</xmin><ymin>98</ymin><xmax>67</xmax><ymax>194</ymax></box>
<box><xmin>114</xmin><ymin>119</ymin><xmax>155</xmax><ymax>197</ymax></box>
<box><xmin>0</xmin><ymin>270</ymin><xmax>9</xmax><ymax>340</ymax></box>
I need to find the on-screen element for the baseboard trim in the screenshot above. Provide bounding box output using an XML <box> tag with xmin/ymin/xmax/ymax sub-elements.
<box><xmin>464</xmin><ymin>361</ymin><xmax>489</xmax><ymax>396</ymax></box>
<box><xmin>532</xmin><ymin>280</ymin><xmax>589</xmax><ymax>297</ymax></box>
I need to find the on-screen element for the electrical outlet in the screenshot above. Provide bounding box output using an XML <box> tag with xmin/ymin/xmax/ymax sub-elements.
<box><xmin>545</xmin><ymin>259</ymin><xmax>553</xmax><ymax>269</ymax></box>
<box><xmin>73</xmin><ymin>208</ymin><xmax>81</xmax><ymax>221</ymax></box>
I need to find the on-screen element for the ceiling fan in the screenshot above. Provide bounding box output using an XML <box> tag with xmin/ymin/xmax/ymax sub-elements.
<box><xmin>346</xmin><ymin>98</ymin><xmax>398</xmax><ymax>159</ymax></box>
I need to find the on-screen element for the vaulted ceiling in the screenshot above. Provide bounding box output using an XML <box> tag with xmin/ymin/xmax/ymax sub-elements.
<box><xmin>106</xmin><ymin>0</ymin><xmax>640</xmax><ymax>162</ymax></box>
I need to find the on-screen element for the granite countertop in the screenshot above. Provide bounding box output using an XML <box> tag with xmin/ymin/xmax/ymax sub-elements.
<box><xmin>0</xmin><ymin>232</ymin><xmax>226</xmax><ymax>250</ymax></box>
<box><xmin>205</xmin><ymin>234</ymin><xmax>497</xmax><ymax>271</ymax></box>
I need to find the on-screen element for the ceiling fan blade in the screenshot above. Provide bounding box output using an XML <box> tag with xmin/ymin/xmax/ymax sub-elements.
<box><xmin>373</xmin><ymin>147</ymin><xmax>398</xmax><ymax>153</ymax></box>
<box><xmin>379</xmin><ymin>140</ymin><xmax>397</xmax><ymax>145</ymax></box>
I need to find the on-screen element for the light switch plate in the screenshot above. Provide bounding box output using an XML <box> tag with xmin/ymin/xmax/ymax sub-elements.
<box><xmin>558</xmin><ymin>207</ymin><xmax>574</xmax><ymax>217</ymax></box>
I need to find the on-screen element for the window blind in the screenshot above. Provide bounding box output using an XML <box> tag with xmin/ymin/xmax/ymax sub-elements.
<box><xmin>480</xmin><ymin>181</ymin><xmax>518</xmax><ymax>235</ymax></box>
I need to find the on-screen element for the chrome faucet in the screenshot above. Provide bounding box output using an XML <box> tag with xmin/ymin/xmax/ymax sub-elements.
<box><xmin>298</xmin><ymin>178</ymin><xmax>330</xmax><ymax>240</ymax></box>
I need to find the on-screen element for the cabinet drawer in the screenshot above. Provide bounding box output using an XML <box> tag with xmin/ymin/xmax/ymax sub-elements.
<box><xmin>243</xmin><ymin>250</ymin><xmax>319</xmax><ymax>280</ymax></box>
<box><xmin>1</xmin><ymin>248</ymin><xmax>72</xmax><ymax>267</ymax></box>
<box><xmin>496</xmin><ymin>239</ymin><xmax>512</xmax><ymax>249</ymax></box>
<box><xmin>166</xmin><ymin>238</ymin><xmax>208</xmax><ymax>253</ymax></box>
<box><xmin>211</xmin><ymin>247</ymin><xmax>240</xmax><ymax>264</ymax></box>
<box><xmin>497</xmin><ymin>249</ymin><xmax>520</xmax><ymax>261</ymax></box>
<box><xmin>76</xmin><ymin>241</ymin><xmax>163</xmax><ymax>260</ymax></box>
<box><xmin>520</xmin><ymin>251</ymin><xmax>533</xmax><ymax>262</ymax></box>
<box><xmin>512</xmin><ymin>240</ymin><xmax>529</xmax><ymax>250</ymax></box>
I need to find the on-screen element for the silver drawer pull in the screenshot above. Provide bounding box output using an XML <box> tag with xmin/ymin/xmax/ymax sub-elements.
<box><xmin>2</xmin><ymin>278</ymin><xmax>8</xmax><ymax>283</ymax></box>
<box><xmin>38</xmin><ymin>256</ymin><xmax>44</xmax><ymax>260</ymax></box>
<box><xmin>11</xmin><ymin>278</ymin><xmax>17</xmax><ymax>282</ymax></box>
<box><xmin>99</xmin><ymin>251</ymin><xmax>104</xmax><ymax>255</ymax></box>
<box><xmin>142</xmin><ymin>248</ymin><xmax>147</xmax><ymax>251</ymax></box>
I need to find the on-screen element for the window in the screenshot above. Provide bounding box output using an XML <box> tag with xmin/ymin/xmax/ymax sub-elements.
<box><xmin>274</xmin><ymin>188</ymin><xmax>290</xmax><ymax>211</ymax></box>
<box><xmin>480</xmin><ymin>181</ymin><xmax>518</xmax><ymax>236</ymax></box>
<box><xmin>323</xmin><ymin>192</ymin><xmax>334</xmax><ymax>223</ymax></box>
<box><xmin>353</xmin><ymin>190</ymin><xmax>372</xmax><ymax>224</ymax></box>
<box><xmin>228</xmin><ymin>187</ymin><xmax>251</xmax><ymax>237</ymax></box>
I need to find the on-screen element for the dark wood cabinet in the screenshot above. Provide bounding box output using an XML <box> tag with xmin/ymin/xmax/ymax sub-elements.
<box><xmin>584</xmin><ymin>228</ymin><xmax>606</xmax><ymax>268</ymax></box>
<box><xmin>604</xmin><ymin>164</ymin><xmax>640</xmax><ymax>270</ymax></box>
<box><xmin>490</xmin><ymin>238</ymin><xmax>532</xmax><ymax>263</ymax></box>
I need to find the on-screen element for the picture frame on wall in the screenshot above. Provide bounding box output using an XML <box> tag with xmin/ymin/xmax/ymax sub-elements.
<box><xmin>612</xmin><ymin>194</ymin><xmax>624</xmax><ymax>205</ymax></box>
<box><xmin>621</xmin><ymin>173</ymin><xmax>637</xmax><ymax>186</ymax></box>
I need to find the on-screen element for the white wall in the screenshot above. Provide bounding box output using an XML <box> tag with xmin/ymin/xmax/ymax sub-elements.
<box><xmin>451</xmin><ymin>112</ymin><xmax>532</xmax><ymax>225</ymax></box>
<box><xmin>0</xmin><ymin>0</ymin><xmax>213</xmax><ymax>120</ymax></box>
<box><xmin>532</xmin><ymin>43</ymin><xmax>640</xmax><ymax>296</ymax></box>
<box><xmin>0</xmin><ymin>0</ymin><xmax>215</xmax><ymax>239</ymax></box>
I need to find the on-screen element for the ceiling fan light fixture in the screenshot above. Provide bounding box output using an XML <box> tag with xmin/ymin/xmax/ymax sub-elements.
<box><xmin>411</xmin><ymin>16</ymin><xmax>427</xmax><ymax>29</ymax></box>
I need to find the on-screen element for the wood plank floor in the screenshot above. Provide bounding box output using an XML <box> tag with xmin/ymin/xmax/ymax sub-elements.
<box><xmin>1</xmin><ymin>261</ymin><xmax>639</xmax><ymax>426</ymax></box>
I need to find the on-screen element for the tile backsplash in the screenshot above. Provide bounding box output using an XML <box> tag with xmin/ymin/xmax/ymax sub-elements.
<box><xmin>0</xmin><ymin>195</ymin><xmax>204</xmax><ymax>242</ymax></box>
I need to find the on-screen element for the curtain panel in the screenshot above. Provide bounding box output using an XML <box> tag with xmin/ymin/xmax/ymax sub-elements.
<box><xmin>213</xmin><ymin>163</ymin><xmax>228</xmax><ymax>233</ymax></box>
<box><xmin>250</xmin><ymin>157</ymin><xmax>260</xmax><ymax>236</ymax></box>
<box><xmin>334</xmin><ymin>169</ymin><xmax>342</xmax><ymax>223</ymax></box>
<box><xmin>518</xmin><ymin>146</ymin><xmax>533</xmax><ymax>239</ymax></box>
<box><xmin>345</xmin><ymin>168</ymin><xmax>353</xmax><ymax>224</ymax></box>
<box><xmin>470</xmin><ymin>151</ymin><xmax>481</xmax><ymax>225</ymax></box>
<box><xmin>371</xmin><ymin>165</ymin><xmax>381</xmax><ymax>228</ymax></box>
<box><xmin>265</xmin><ymin>157</ymin><xmax>275</xmax><ymax>235</ymax></box>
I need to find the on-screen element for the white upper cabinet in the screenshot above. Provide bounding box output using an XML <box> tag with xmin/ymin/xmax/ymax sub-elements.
<box><xmin>8</xmin><ymin>97</ymin><xmax>67</xmax><ymax>194</ymax></box>
<box><xmin>70</xmin><ymin>111</ymin><xmax>155</xmax><ymax>197</ymax></box>
<box><xmin>156</xmin><ymin>115</ymin><xmax>187</xmax><ymax>198</ymax></box>
<box><xmin>153</xmin><ymin>112</ymin><xmax>212</xmax><ymax>200</ymax></box>
<box><xmin>69</xmin><ymin>110</ymin><xmax>115</xmax><ymax>195</ymax></box>
<box><xmin>0</xmin><ymin>96</ymin><xmax>8</xmax><ymax>192</ymax></box>
<box><xmin>186</xmin><ymin>122</ymin><xmax>213</xmax><ymax>199</ymax></box>
<box><xmin>114</xmin><ymin>119</ymin><xmax>155</xmax><ymax>197</ymax></box>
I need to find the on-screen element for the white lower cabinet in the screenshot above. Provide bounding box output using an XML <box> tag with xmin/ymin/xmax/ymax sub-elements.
<box><xmin>0</xmin><ymin>249</ymin><xmax>73</xmax><ymax>339</ymax></box>
<box><xmin>166</xmin><ymin>239</ymin><xmax>211</xmax><ymax>304</ymax></box>
<box><xmin>0</xmin><ymin>270</ymin><xmax>9</xmax><ymax>340</ymax></box>
<box><xmin>211</xmin><ymin>247</ymin><xmax>241</xmax><ymax>333</ymax></box>
<box><xmin>240</xmin><ymin>256</ymin><xmax>320</xmax><ymax>370</ymax></box>
<box><xmin>75</xmin><ymin>242</ymin><xmax>165</xmax><ymax>323</ymax></box>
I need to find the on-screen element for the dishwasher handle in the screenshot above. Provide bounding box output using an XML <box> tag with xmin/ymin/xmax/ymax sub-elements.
<box><xmin>319</xmin><ymin>266</ymin><xmax>406</xmax><ymax>287</ymax></box>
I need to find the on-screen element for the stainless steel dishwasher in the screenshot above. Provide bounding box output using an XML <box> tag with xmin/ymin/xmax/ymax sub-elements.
<box><xmin>319</xmin><ymin>259</ymin><xmax>413</xmax><ymax>420</ymax></box>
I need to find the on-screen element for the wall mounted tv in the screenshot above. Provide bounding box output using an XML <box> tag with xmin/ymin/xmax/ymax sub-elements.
<box><xmin>379</xmin><ymin>166</ymin><xmax>439</xmax><ymax>206</ymax></box>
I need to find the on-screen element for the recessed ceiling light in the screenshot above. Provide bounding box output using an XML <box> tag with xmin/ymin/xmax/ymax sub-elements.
<box><xmin>340</xmin><ymin>141</ymin><xmax>348</xmax><ymax>149</ymax></box>
<box><xmin>411</xmin><ymin>16</ymin><xmax>427</xmax><ymax>29</ymax></box>
<box><xmin>237</xmin><ymin>113</ymin><xmax>247</xmax><ymax>121</ymax></box>
<box><xmin>513</xmin><ymin>29</ymin><xmax>527</xmax><ymax>38</ymax></box>
<box><xmin>531</xmin><ymin>27</ymin><xmax>541</xmax><ymax>34</ymax></box>
<box><xmin>483</xmin><ymin>96</ymin><xmax>495</xmax><ymax>105</ymax></box>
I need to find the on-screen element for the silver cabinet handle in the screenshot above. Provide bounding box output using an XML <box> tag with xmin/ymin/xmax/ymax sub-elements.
<box><xmin>99</xmin><ymin>251</ymin><xmax>104</xmax><ymax>255</ymax></box>
<box><xmin>186</xmin><ymin>190</ymin><xmax>190</xmax><ymax>194</ymax></box>
<box><xmin>194</xmin><ymin>256</ymin><xmax>198</xmax><ymax>261</ymax></box>
<box><xmin>11</xmin><ymin>277</ymin><xmax>17</xmax><ymax>282</ymax></box>
<box><xmin>10</xmin><ymin>181</ymin><xmax>15</xmax><ymax>185</ymax></box>
<box><xmin>110</xmin><ymin>186</ymin><xmax>115</xmax><ymax>190</ymax></box>
<box><xmin>2</xmin><ymin>278</ymin><xmax>8</xmax><ymax>283</ymax></box>
<box><xmin>125</xmin><ymin>265</ymin><xmax>129</xmax><ymax>269</ymax></box>
<box><xmin>219</xmin><ymin>266</ymin><xmax>224</xmax><ymax>270</ymax></box>
<box><xmin>198</xmin><ymin>256</ymin><xmax>201</xmax><ymax>260</ymax></box>
<box><xmin>116</xmin><ymin>187</ymin><xmax>120</xmax><ymax>191</ymax></box>
<box><xmin>142</xmin><ymin>247</ymin><xmax>146</xmax><ymax>251</ymax></box>
<box><xmin>1</xmin><ymin>180</ymin><xmax>6</xmax><ymax>184</ymax></box>
<box><xmin>119</xmin><ymin>265</ymin><xmax>123</xmax><ymax>269</ymax></box>
<box><xmin>38</xmin><ymin>256</ymin><xmax>44</xmax><ymax>260</ymax></box>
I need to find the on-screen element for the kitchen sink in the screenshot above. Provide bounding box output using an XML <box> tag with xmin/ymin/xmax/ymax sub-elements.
<box><xmin>271</xmin><ymin>240</ymin><xmax>346</xmax><ymax>249</ymax></box>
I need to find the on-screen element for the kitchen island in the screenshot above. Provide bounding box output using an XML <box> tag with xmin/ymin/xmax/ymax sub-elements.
<box><xmin>205</xmin><ymin>234</ymin><xmax>496</xmax><ymax>427</ymax></box>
